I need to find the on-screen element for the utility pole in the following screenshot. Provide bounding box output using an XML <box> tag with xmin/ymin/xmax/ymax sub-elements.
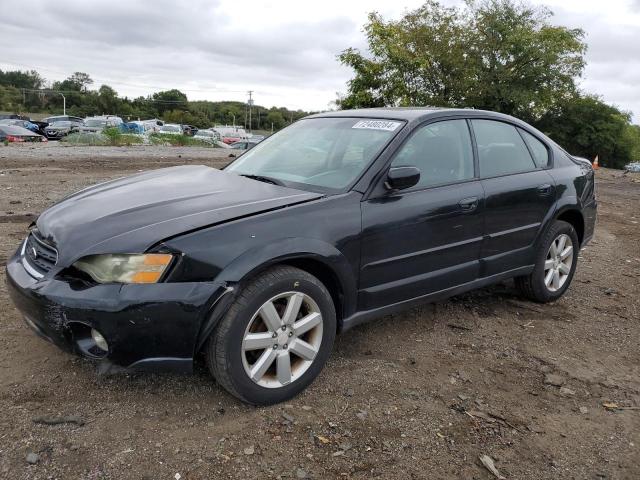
<box><xmin>247</xmin><ymin>90</ymin><xmax>253</xmax><ymax>133</ymax></box>
<box><xmin>60</xmin><ymin>93</ymin><xmax>66</xmax><ymax>115</ymax></box>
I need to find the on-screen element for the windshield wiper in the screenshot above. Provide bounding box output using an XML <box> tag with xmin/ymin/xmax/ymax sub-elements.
<box><xmin>240</xmin><ymin>174</ymin><xmax>285</xmax><ymax>186</ymax></box>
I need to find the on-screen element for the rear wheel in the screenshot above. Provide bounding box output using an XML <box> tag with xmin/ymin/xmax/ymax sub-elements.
<box><xmin>515</xmin><ymin>220</ymin><xmax>579</xmax><ymax>303</ymax></box>
<box><xmin>206</xmin><ymin>266</ymin><xmax>336</xmax><ymax>405</ymax></box>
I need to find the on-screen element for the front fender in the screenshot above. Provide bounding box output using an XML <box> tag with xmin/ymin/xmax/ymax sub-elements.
<box><xmin>218</xmin><ymin>237</ymin><xmax>357</xmax><ymax>306</ymax></box>
<box><xmin>192</xmin><ymin>237</ymin><xmax>358</xmax><ymax>353</ymax></box>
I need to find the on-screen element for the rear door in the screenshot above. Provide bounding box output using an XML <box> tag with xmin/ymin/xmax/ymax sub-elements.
<box><xmin>470</xmin><ymin>119</ymin><xmax>556</xmax><ymax>277</ymax></box>
<box><xmin>359</xmin><ymin>119</ymin><xmax>484</xmax><ymax>310</ymax></box>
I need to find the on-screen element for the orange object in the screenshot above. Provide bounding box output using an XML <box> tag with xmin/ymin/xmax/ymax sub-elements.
<box><xmin>593</xmin><ymin>155</ymin><xmax>599</xmax><ymax>169</ymax></box>
<box><xmin>131</xmin><ymin>271</ymin><xmax>163</xmax><ymax>283</ymax></box>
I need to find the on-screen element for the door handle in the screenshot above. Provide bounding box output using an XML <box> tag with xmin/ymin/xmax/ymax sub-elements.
<box><xmin>537</xmin><ymin>184</ymin><xmax>552</xmax><ymax>196</ymax></box>
<box><xmin>458</xmin><ymin>196</ymin><xmax>479</xmax><ymax>212</ymax></box>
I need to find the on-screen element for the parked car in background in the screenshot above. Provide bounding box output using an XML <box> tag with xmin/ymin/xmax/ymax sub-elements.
<box><xmin>213</xmin><ymin>125</ymin><xmax>249</xmax><ymax>144</ymax></box>
<box><xmin>229</xmin><ymin>138</ymin><xmax>261</xmax><ymax>150</ymax></box>
<box><xmin>79</xmin><ymin>116</ymin><xmax>123</xmax><ymax>133</ymax></box>
<box><xmin>0</xmin><ymin>119</ymin><xmax>47</xmax><ymax>136</ymax></box>
<box><xmin>624</xmin><ymin>162</ymin><xmax>640</xmax><ymax>173</ymax></box>
<box><xmin>5</xmin><ymin>108</ymin><xmax>596</xmax><ymax>405</ymax></box>
<box><xmin>44</xmin><ymin>120</ymin><xmax>84</xmax><ymax>139</ymax></box>
<box><xmin>158</xmin><ymin>124</ymin><xmax>183</xmax><ymax>135</ymax></box>
<box><xmin>182</xmin><ymin>124</ymin><xmax>198</xmax><ymax>136</ymax></box>
<box><xmin>119</xmin><ymin>122</ymin><xmax>145</xmax><ymax>135</ymax></box>
<box><xmin>193</xmin><ymin>129</ymin><xmax>221</xmax><ymax>144</ymax></box>
<box><xmin>0</xmin><ymin>125</ymin><xmax>47</xmax><ymax>142</ymax></box>
<box><xmin>135</xmin><ymin>119</ymin><xmax>164</xmax><ymax>133</ymax></box>
<box><xmin>0</xmin><ymin>114</ymin><xmax>31</xmax><ymax>121</ymax></box>
<box><xmin>42</xmin><ymin>115</ymin><xmax>85</xmax><ymax>125</ymax></box>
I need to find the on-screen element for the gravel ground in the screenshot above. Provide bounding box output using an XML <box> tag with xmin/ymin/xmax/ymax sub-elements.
<box><xmin>0</xmin><ymin>144</ymin><xmax>638</xmax><ymax>480</ymax></box>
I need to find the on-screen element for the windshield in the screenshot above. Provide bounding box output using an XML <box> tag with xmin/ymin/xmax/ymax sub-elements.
<box><xmin>226</xmin><ymin>117</ymin><xmax>403</xmax><ymax>192</ymax></box>
<box><xmin>85</xmin><ymin>119</ymin><xmax>106</xmax><ymax>127</ymax></box>
<box><xmin>50</xmin><ymin>121</ymin><xmax>72</xmax><ymax>127</ymax></box>
<box><xmin>161</xmin><ymin>125</ymin><xmax>181</xmax><ymax>132</ymax></box>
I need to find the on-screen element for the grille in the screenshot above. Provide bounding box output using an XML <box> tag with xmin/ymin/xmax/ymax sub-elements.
<box><xmin>23</xmin><ymin>231</ymin><xmax>58</xmax><ymax>275</ymax></box>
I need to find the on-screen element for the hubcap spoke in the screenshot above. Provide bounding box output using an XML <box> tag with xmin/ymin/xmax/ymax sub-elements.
<box><xmin>549</xmin><ymin>240</ymin><xmax>558</xmax><ymax>257</ymax></box>
<box><xmin>552</xmin><ymin>269</ymin><xmax>560</xmax><ymax>290</ymax></box>
<box><xmin>250</xmin><ymin>349</ymin><xmax>277</xmax><ymax>382</ymax></box>
<box><xmin>560</xmin><ymin>246</ymin><xmax>573</xmax><ymax>260</ymax></box>
<box><xmin>282</xmin><ymin>293</ymin><xmax>304</xmax><ymax>325</ymax></box>
<box><xmin>544</xmin><ymin>268</ymin><xmax>555</xmax><ymax>286</ymax></box>
<box><xmin>293</xmin><ymin>312</ymin><xmax>322</xmax><ymax>336</ymax></box>
<box><xmin>243</xmin><ymin>332</ymin><xmax>276</xmax><ymax>351</ymax></box>
<box><xmin>558</xmin><ymin>263</ymin><xmax>571</xmax><ymax>275</ymax></box>
<box><xmin>276</xmin><ymin>352</ymin><xmax>292</xmax><ymax>385</ymax></box>
<box><xmin>544</xmin><ymin>259</ymin><xmax>555</xmax><ymax>270</ymax></box>
<box><xmin>290</xmin><ymin>338</ymin><xmax>317</xmax><ymax>361</ymax></box>
<box><xmin>557</xmin><ymin>235</ymin><xmax>567</xmax><ymax>253</ymax></box>
<box><xmin>260</xmin><ymin>301</ymin><xmax>282</xmax><ymax>332</ymax></box>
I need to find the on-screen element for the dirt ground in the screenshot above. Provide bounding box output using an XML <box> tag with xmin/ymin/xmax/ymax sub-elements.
<box><xmin>0</xmin><ymin>143</ymin><xmax>638</xmax><ymax>480</ymax></box>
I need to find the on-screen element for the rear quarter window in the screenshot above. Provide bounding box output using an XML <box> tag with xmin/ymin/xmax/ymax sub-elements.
<box><xmin>520</xmin><ymin>129</ymin><xmax>550</xmax><ymax>168</ymax></box>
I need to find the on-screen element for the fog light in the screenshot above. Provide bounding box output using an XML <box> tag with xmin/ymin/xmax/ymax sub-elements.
<box><xmin>91</xmin><ymin>328</ymin><xmax>108</xmax><ymax>352</ymax></box>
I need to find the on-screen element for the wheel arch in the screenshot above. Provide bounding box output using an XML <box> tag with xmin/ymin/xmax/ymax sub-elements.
<box><xmin>555</xmin><ymin>207</ymin><xmax>585</xmax><ymax>246</ymax></box>
<box><xmin>199</xmin><ymin>238</ymin><xmax>357</xmax><ymax>344</ymax></box>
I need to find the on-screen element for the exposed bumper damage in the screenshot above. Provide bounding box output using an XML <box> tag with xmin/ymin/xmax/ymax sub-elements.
<box><xmin>6</xmin><ymin>250</ymin><xmax>232</xmax><ymax>373</ymax></box>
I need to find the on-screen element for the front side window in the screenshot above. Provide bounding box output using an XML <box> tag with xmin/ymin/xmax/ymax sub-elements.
<box><xmin>520</xmin><ymin>129</ymin><xmax>550</xmax><ymax>168</ymax></box>
<box><xmin>472</xmin><ymin>120</ymin><xmax>536</xmax><ymax>177</ymax></box>
<box><xmin>226</xmin><ymin>117</ymin><xmax>403</xmax><ymax>192</ymax></box>
<box><xmin>391</xmin><ymin>119</ymin><xmax>474</xmax><ymax>188</ymax></box>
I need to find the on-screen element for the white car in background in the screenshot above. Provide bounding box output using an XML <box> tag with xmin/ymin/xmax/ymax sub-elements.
<box><xmin>79</xmin><ymin>115</ymin><xmax>123</xmax><ymax>133</ymax></box>
<box><xmin>193</xmin><ymin>129</ymin><xmax>221</xmax><ymax>144</ymax></box>
<box><xmin>158</xmin><ymin>124</ymin><xmax>183</xmax><ymax>135</ymax></box>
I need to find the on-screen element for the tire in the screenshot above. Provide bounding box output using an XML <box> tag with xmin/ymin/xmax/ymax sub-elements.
<box><xmin>206</xmin><ymin>266</ymin><xmax>336</xmax><ymax>405</ymax></box>
<box><xmin>515</xmin><ymin>220</ymin><xmax>579</xmax><ymax>303</ymax></box>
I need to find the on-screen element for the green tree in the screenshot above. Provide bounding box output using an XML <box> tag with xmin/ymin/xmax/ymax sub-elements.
<box><xmin>97</xmin><ymin>85</ymin><xmax>120</xmax><ymax>114</ymax></box>
<box><xmin>338</xmin><ymin>0</ymin><xmax>586</xmax><ymax>120</ymax></box>
<box><xmin>265</xmin><ymin>109</ymin><xmax>286</xmax><ymax>130</ymax></box>
<box><xmin>152</xmin><ymin>89</ymin><xmax>188</xmax><ymax>115</ymax></box>
<box><xmin>534</xmin><ymin>95</ymin><xmax>635</xmax><ymax>168</ymax></box>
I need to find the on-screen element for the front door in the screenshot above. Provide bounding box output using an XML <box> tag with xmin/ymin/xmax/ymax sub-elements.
<box><xmin>359</xmin><ymin>119</ymin><xmax>484</xmax><ymax>311</ymax></box>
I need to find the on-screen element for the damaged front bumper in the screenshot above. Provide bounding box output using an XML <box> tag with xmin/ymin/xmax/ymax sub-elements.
<box><xmin>6</xmin><ymin>251</ymin><xmax>232</xmax><ymax>373</ymax></box>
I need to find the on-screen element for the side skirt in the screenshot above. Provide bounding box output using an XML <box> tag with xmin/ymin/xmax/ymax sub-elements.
<box><xmin>341</xmin><ymin>265</ymin><xmax>533</xmax><ymax>332</ymax></box>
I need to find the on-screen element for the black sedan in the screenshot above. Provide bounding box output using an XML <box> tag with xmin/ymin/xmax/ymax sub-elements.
<box><xmin>44</xmin><ymin>120</ymin><xmax>84</xmax><ymax>139</ymax></box>
<box><xmin>7</xmin><ymin>108</ymin><xmax>596</xmax><ymax>405</ymax></box>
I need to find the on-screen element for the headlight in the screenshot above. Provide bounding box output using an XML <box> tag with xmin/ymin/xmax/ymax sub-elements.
<box><xmin>73</xmin><ymin>253</ymin><xmax>174</xmax><ymax>284</ymax></box>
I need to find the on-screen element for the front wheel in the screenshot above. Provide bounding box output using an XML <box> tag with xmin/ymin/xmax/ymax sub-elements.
<box><xmin>515</xmin><ymin>220</ymin><xmax>579</xmax><ymax>303</ymax></box>
<box><xmin>206</xmin><ymin>266</ymin><xmax>336</xmax><ymax>405</ymax></box>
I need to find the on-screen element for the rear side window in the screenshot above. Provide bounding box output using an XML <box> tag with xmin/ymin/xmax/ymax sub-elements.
<box><xmin>471</xmin><ymin>120</ymin><xmax>536</xmax><ymax>177</ymax></box>
<box><xmin>391</xmin><ymin>119</ymin><xmax>474</xmax><ymax>188</ymax></box>
<box><xmin>520</xmin><ymin>129</ymin><xmax>550</xmax><ymax>168</ymax></box>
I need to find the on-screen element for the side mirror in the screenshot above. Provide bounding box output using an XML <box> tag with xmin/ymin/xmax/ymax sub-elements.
<box><xmin>385</xmin><ymin>166</ymin><xmax>420</xmax><ymax>191</ymax></box>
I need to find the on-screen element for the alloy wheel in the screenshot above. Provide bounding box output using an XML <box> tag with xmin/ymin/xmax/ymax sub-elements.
<box><xmin>544</xmin><ymin>233</ymin><xmax>574</xmax><ymax>292</ymax></box>
<box><xmin>241</xmin><ymin>292</ymin><xmax>323</xmax><ymax>388</ymax></box>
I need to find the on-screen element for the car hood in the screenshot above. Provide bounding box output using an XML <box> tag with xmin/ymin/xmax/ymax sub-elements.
<box><xmin>36</xmin><ymin>165</ymin><xmax>323</xmax><ymax>265</ymax></box>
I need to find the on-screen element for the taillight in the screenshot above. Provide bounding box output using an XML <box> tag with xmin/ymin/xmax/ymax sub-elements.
<box><xmin>6</xmin><ymin>135</ymin><xmax>24</xmax><ymax>142</ymax></box>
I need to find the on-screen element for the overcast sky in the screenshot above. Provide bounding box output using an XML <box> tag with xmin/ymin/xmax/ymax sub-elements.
<box><xmin>1</xmin><ymin>0</ymin><xmax>639</xmax><ymax>121</ymax></box>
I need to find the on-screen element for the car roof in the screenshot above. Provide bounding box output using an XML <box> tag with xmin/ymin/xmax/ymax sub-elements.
<box><xmin>306</xmin><ymin>107</ymin><xmax>524</xmax><ymax>124</ymax></box>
